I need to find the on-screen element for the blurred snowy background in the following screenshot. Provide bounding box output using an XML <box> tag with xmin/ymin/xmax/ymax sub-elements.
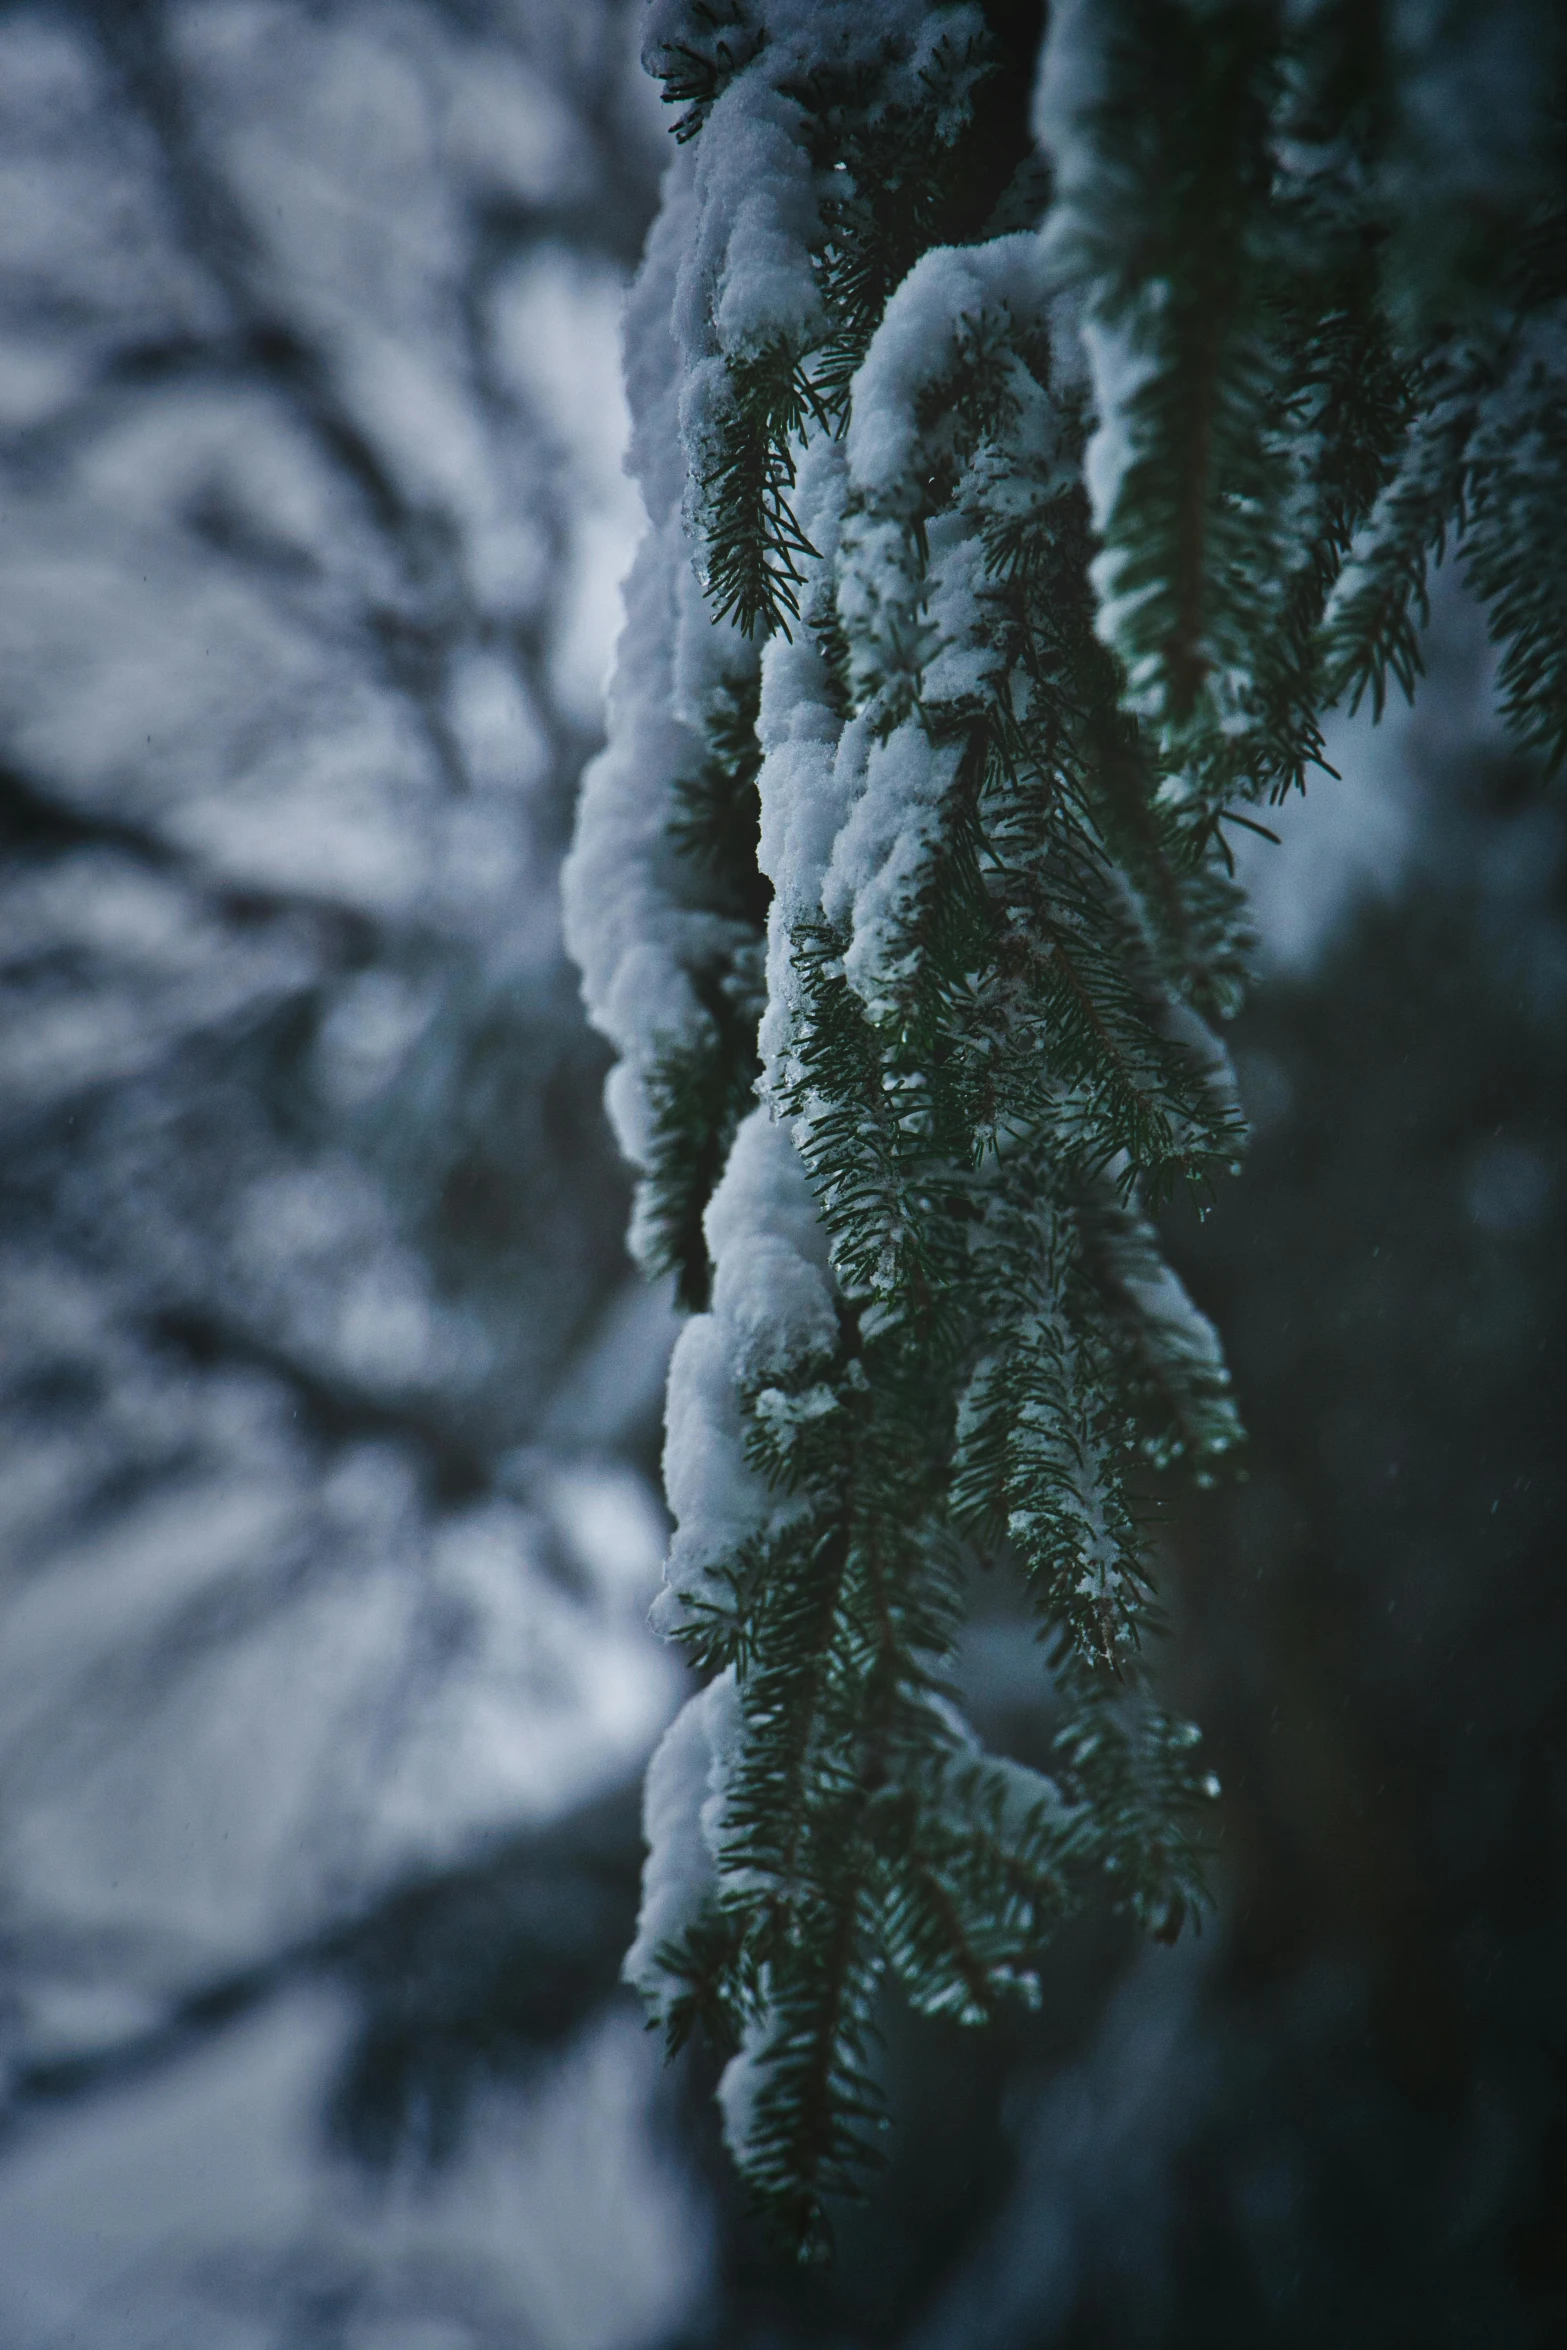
<box><xmin>0</xmin><ymin>4</ymin><xmax>700</xmax><ymax>2339</ymax></box>
<box><xmin>0</xmin><ymin>5</ymin><xmax>1563</xmax><ymax>2346</ymax></box>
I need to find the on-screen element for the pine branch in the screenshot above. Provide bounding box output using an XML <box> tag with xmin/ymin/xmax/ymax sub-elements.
<box><xmin>701</xmin><ymin>344</ymin><xmax>829</xmax><ymax>638</ymax></box>
<box><xmin>573</xmin><ymin>0</ymin><xmax>1566</xmax><ymax>2261</ymax></box>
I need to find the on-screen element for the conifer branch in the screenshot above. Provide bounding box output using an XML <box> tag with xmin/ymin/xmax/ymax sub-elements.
<box><xmin>566</xmin><ymin>0</ymin><xmax>1566</xmax><ymax>2259</ymax></box>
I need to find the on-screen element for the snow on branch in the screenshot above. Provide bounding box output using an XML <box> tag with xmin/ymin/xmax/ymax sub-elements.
<box><xmin>569</xmin><ymin>0</ymin><xmax>1566</xmax><ymax>2257</ymax></box>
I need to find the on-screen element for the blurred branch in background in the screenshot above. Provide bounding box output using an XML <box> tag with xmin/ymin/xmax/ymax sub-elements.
<box><xmin>0</xmin><ymin>2</ymin><xmax>709</xmax><ymax>2340</ymax></box>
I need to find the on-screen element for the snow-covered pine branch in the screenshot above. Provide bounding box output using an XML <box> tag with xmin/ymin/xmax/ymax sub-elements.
<box><xmin>566</xmin><ymin>0</ymin><xmax>1565</xmax><ymax>2255</ymax></box>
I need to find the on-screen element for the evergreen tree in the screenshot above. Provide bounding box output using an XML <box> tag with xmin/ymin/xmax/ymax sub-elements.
<box><xmin>565</xmin><ymin>0</ymin><xmax>1567</xmax><ymax>2252</ymax></box>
